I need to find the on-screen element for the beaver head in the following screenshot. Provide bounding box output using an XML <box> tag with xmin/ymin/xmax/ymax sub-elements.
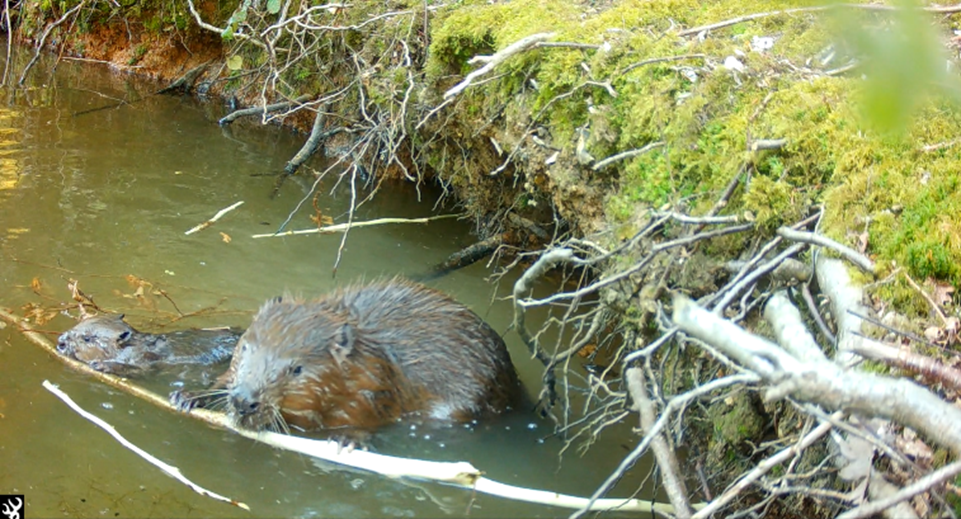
<box><xmin>57</xmin><ymin>314</ymin><xmax>136</xmax><ymax>363</ymax></box>
<box><xmin>226</xmin><ymin>297</ymin><xmax>407</xmax><ymax>432</ymax></box>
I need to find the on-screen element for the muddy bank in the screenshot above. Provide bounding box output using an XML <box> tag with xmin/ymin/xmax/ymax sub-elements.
<box><xmin>9</xmin><ymin>1</ymin><xmax>961</xmax><ymax>517</ymax></box>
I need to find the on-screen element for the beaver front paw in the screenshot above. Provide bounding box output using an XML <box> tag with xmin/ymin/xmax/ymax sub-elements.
<box><xmin>169</xmin><ymin>390</ymin><xmax>210</xmax><ymax>412</ymax></box>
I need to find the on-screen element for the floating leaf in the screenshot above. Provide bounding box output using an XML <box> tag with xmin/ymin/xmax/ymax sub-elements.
<box><xmin>227</xmin><ymin>55</ymin><xmax>244</xmax><ymax>71</ymax></box>
<box><xmin>267</xmin><ymin>0</ymin><xmax>281</xmax><ymax>14</ymax></box>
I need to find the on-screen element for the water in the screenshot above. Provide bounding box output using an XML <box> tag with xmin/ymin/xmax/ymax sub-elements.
<box><xmin>0</xmin><ymin>47</ymin><xmax>656</xmax><ymax>518</ymax></box>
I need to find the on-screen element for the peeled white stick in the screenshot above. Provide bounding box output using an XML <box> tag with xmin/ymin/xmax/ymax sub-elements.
<box><xmin>42</xmin><ymin>380</ymin><xmax>250</xmax><ymax>511</ymax></box>
<box><xmin>243</xmin><ymin>428</ymin><xmax>679</xmax><ymax>513</ymax></box>
<box><xmin>184</xmin><ymin>200</ymin><xmax>244</xmax><ymax>235</ymax></box>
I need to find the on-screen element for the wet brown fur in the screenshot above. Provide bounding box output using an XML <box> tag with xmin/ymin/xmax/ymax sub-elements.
<box><xmin>57</xmin><ymin>314</ymin><xmax>238</xmax><ymax>376</ymax></box>
<box><xmin>202</xmin><ymin>278</ymin><xmax>520</xmax><ymax>432</ymax></box>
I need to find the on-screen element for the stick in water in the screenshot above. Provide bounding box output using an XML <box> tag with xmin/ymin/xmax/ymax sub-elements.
<box><xmin>185</xmin><ymin>201</ymin><xmax>245</xmax><ymax>235</ymax></box>
<box><xmin>42</xmin><ymin>380</ymin><xmax>250</xmax><ymax>511</ymax></box>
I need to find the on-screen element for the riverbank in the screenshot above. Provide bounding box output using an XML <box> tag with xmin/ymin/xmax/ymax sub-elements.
<box><xmin>9</xmin><ymin>1</ymin><xmax>961</xmax><ymax>517</ymax></box>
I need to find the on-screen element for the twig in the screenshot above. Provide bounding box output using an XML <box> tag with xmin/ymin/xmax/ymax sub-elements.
<box><xmin>19</xmin><ymin>1</ymin><xmax>86</xmax><ymax>86</ymax></box>
<box><xmin>652</xmin><ymin>211</ymin><xmax>741</xmax><ymax>225</ymax></box>
<box><xmin>852</xmin><ymin>335</ymin><xmax>961</xmax><ymax>392</ymax></box>
<box><xmin>184</xmin><ymin>201</ymin><xmax>245</xmax><ymax>235</ymax></box>
<box><xmin>921</xmin><ymin>138</ymin><xmax>961</xmax><ymax>153</ymax></box>
<box><xmin>443</xmin><ymin>32</ymin><xmax>555</xmax><ymax>100</ymax></box>
<box><xmin>512</xmin><ymin>248</ymin><xmax>583</xmax><ymax>363</ymax></box>
<box><xmin>626</xmin><ymin>367</ymin><xmax>692</xmax><ymax>519</ymax></box>
<box><xmin>750</xmin><ymin>138</ymin><xmax>787</xmax><ymax>152</ymax></box>
<box><xmin>251</xmin><ymin>214</ymin><xmax>461</xmax><ymax>238</ymax></box>
<box><xmin>620</xmin><ymin>54</ymin><xmax>706</xmax><ymax>75</ymax></box>
<box><xmin>591</xmin><ymin>141</ymin><xmax>664</xmax><ymax>171</ymax></box>
<box><xmin>901</xmin><ymin>270</ymin><xmax>949</xmax><ymax>326</ymax></box>
<box><xmin>691</xmin><ymin>414</ymin><xmax>838</xmax><ymax>519</ymax></box>
<box><xmin>573</xmin><ymin>374</ymin><xmax>753</xmax><ymax>518</ymax></box>
<box><xmin>185</xmin><ymin>0</ymin><xmax>266</xmax><ymax>50</ymax></box>
<box><xmin>837</xmin><ymin>459</ymin><xmax>961</xmax><ymax>519</ymax></box>
<box><xmin>43</xmin><ymin>381</ymin><xmax>249</xmax><ymax>510</ymax></box>
<box><xmin>776</xmin><ymin>227</ymin><xmax>874</xmax><ymax>274</ymax></box>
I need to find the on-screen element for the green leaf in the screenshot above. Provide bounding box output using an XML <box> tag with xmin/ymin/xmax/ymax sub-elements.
<box><xmin>267</xmin><ymin>0</ymin><xmax>281</xmax><ymax>14</ymax></box>
<box><xmin>227</xmin><ymin>55</ymin><xmax>244</xmax><ymax>71</ymax></box>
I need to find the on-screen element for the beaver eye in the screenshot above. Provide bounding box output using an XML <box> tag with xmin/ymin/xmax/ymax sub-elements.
<box><xmin>118</xmin><ymin>331</ymin><xmax>131</xmax><ymax>341</ymax></box>
<box><xmin>291</xmin><ymin>365</ymin><xmax>303</xmax><ymax>376</ymax></box>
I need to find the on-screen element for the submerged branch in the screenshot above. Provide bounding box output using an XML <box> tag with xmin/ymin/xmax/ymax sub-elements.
<box><xmin>218</xmin><ymin>94</ymin><xmax>313</xmax><ymax>126</ymax></box>
<box><xmin>284</xmin><ymin>104</ymin><xmax>330</xmax><ymax>175</ymax></box>
<box><xmin>44</xmin><ymin>381</ymin><xmax>249</xmax><ymax>510</ymax></box>
<box><xmin>250</xmin><ymin>214</ymin><xmax>461</xmax><ymax>239</ymax></box>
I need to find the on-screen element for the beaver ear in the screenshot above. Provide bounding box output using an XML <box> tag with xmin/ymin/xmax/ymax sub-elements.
<box><xmin>330</xmin><ymin>324</ymin><xmax>354</xmax><ymax>367</ymax></box>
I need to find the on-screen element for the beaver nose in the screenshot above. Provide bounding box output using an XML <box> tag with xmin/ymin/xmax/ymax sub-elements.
<box><xmin>230</xmin><ymin>390</ymin><xmax>260</xmax><ymax>416</ymax></box>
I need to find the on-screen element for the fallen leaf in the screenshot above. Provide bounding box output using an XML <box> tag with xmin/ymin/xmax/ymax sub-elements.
<box><xmin>924</xmin><ymin>326</ymin><xmax>943</xmax><ymax>343</ymax></box>
<box><xmin>220</xmin><ymin>232</ymin><xmax>232</xmax><ymax>243</ymax></box>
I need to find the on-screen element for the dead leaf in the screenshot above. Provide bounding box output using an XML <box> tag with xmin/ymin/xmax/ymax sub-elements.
<box><xmin>220</xmin><ymin>232</ymin><xmax>232</xmax><ymax>244</ymax></box>
<box><xmin>927</xmin><ymin>278</ymin><xmax>955</xmax><ymax>307</ymax></box>
<box><xmin>577</xmin><ymin>344</ymin><xmax>597</xmax><ymax>357</ymax></box>
<box><xmin>30</xmin><ymin>277</ymin><xmax>42</xmax><ymax>292</ymax></box>
<box><xmin>923</xmin><ymin>326</ymin><xmax>943</xmax><ymax>343</ymax></box>
<box><xmin>856</xmin><ymin>231</ymin><xmax>869</xmax><ymax>254</ymax></box>
<box><xmin>897</xmin><ymin>428</ymin><xmax>933</xmax><ymax>462</ymax></box>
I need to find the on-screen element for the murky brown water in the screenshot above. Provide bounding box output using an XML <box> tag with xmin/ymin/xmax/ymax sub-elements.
<box><xmin>0</xmin><ymin>47</ymin><xmax>655</xmax><ymax>518</ymax></box>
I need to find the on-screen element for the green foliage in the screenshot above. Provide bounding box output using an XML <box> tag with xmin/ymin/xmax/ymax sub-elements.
<box><xmin>836</xmin><ymin>0</ymin><xmax>959</xmax><ymax>132</ymax></box>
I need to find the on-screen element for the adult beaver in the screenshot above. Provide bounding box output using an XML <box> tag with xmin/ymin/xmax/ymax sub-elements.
<box><xmin>172</xmin><ymin>278</ymin><xmax>521</xmax><ymax>433</ymax></box>
<box><xmin>57</xmin><ymin>314</ymin><xmax>240</xmax><ymax>377</ymax></box>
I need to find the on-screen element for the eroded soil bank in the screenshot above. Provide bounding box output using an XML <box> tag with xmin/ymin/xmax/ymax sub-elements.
<box><xmin>9</xmin><ymin>1</ymin><xmax>961</xmax><ymax>517</ymax></box>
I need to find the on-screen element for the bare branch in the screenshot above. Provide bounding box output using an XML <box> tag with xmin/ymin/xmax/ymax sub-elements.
<box><xmin>777</xmin><ymin>227</ymin><xmax>874</xmax><ymax>274</ymax></box>
<box><xmin>443</xmin><ymin>32</ymin><xmax>555</xmax><ymax>100</ymax></box>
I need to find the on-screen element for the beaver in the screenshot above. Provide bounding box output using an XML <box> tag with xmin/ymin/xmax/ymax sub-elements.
<box><xmin>171</xmin><ymin>278</ymin><xmax>521</xmax><ymax>434</ymax></box>
<box><xmin>57</xmin><ymin>314</ymin><xmax>241</xmax><ymax>377</ymax></box>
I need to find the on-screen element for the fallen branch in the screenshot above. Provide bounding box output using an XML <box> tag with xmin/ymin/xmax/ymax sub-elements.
<box><xmin>626</xmin><ymin>367</ymin><xmax>692</xmax><ymax>519</ymax></box>
<box><xmin>421</xmin><ymin>233</ymin><xmax>505</xmax><ymax>281</ymax></box>
<box><xmin>837</xmin><ymin>459</ymin><xmax>961</xmax><ymax>519</ymax></box>
<box><xmin>43</xmin><ymin>381</ymin><xmax>249</xmax><ymax>510</ymax></box>
<box><xmin>592</xmin><ymin>141</ymin><xmax>664</xmax><ymax>171</ymax></box>
<box><xmin>156</xmin><ymin>62</ymin><xmax>211</xmax><ymax>95</ymax></box>
<box><xmin>777</xmin><ymin>227</ymin><xmax>874</xmax><ymax>274</ymax></box>
<box><xmin>443</xmin><ymin>32</ymin><xmax>555</xmax><ymax>100</ymax></box>
<box><xmin>218</xmin><ymin>94</ymin><xmax>313</xmax><ymax>126</ymax></box>
<box><xmin>851</xmin><ymin>335</ymin><xmax>961</xmax><ymax>392</ymax></box>
<box><xmin>672</xmin><ymin>293</ymin><xmax>961</xmax><ymax>456</ymax></box>
<box><xmin>250</xmin><ymin>214</ymin><xmax>460</xmax><ymax>238</ymax></box>
<box><xmin>284</xmin><ymin>105</ymin><xmax>331</xmax><ymax>175</ymax></box>
<box><xmin>184</xmin><ymin>201</ymin><xmax>245</xmax><ymax>235</ymax></box>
